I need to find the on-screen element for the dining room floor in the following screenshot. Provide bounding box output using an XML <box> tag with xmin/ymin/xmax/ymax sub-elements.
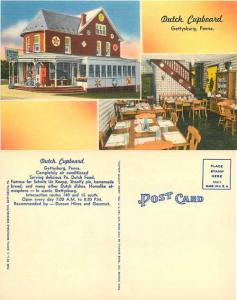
<box><xmin>177</xmin><ymin>111</ymin><xmax>237</xmax><ymax>150</ymax></box>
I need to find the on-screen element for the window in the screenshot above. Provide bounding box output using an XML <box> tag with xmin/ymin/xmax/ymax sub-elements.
<box><xmin>106</xmin><ymin>42</ymin><xmax>111</xmax><ymax>56</ymax></box>
<box><xmin>63</xmin><ymin>63</ymin><xmax>70</xmax><ymax>73</ymax></box>
<box><xmin>65</xmin><ymin>37</ymin><xmax>71</xmax><ymax>54</ymax></box>
<box><xmin>57</xmin><ymin>63</ymin><xmax>70</xmax><ymax>80</ymax></box>
<box><xmin>123</xmin><ymin>65</ymin><xmax>127</xmax><ymax>76</ymax></box>
<box><xmin>118</xmin><ymin>66</ymin><xmax>122</xmax><ymax>77</ymax></box>
<box><xmin>79</xmin><ymin>64</ymin><xmax>86</xmax><ymax>77</ymax></box>
<box><xmin>34</xmin><ymin>34</ymin><xmax>40</xmax><ymax>52</ymax></box>
<box><xmin>107</xmin><ymin>65</ymin><xmax>112</xmax><ymax>77</ymax></box>
<box><xmin>128</xmin><ymin>66</ymin><xmax>131</xmax><ymax>76</ymax></box>
<box><xmin>101</xmin><ymin>65</ymin><xmax>106</xmax><ymax>78</ymax></box>
<box><xmin>132</xmin><ymin>66</ymin><xmax>136</xmax><ymax>77</ymax></box>
<box><xmin>113</xmin><ymin>65</ymin><xmax>117</xmax><ymax>77</ymax></box>
<box><xmin>89</xmin><ymin>65</ymin><xmax>94</xmax><ymax>77</ymax></box>
<box><xmin>95</xmin><ymin>65</ymin><xmax>100</xmax><ymax>77</ymax></box>
<box><xmin>96</xmin><ymin>41</ymin><xmax>102</xmax><ymax>56</ymax></box>
<box><xmin>49</xmin><ymin>63</ymin><xmax>55</xmax><ymax>80</ymax></box>
<box><xmin>95</xmin><ymin>23</ymin><xmax>106</xmax><ymax>36</ymax></box>
<box><xmin>26</xmin><ymin>37</ymin><xmax>30</xmax><ymax>53</ymax></box>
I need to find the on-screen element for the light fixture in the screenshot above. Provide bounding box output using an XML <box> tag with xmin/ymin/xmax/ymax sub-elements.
<box><xmin>160</xmin><ymin>62</ymin><xmax>164</xmax><ymax>68</ymax></box>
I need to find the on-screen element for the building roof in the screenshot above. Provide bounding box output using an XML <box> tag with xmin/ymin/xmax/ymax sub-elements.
<box><xmin>21</xmin><ymin>8</ymin><xmax>123</xmax><ymax>40</ymax></box>
<box><xmin>17</xmin><ymin>52</ymin><xmax>83</xmax><ymax>62</ymax></box>
<box><xmin>78</xmin><ymin>7</ymin><xmax>102</xmax><ymax>31</ymax></box>
<box><xmin>21</xmin><ymin>9</ymin><xmax>81</xmax><ymax>36</ymax></box>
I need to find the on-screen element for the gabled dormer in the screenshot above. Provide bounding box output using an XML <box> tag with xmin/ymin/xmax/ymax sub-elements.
<box><xmin>78</xmin><ymin>8</ymin><xmax>123</xmax><ymax>57</ymax></box>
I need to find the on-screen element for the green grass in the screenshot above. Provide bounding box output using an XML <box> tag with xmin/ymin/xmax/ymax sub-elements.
<box><xmin>56</xmin><ymin>91</ymin><xmax>140</xmax><ymax>99</ymax></box>
<box><xmin>177</xmin><ymin>111</ymin><xmax>237</xmax><ymax>150</ymax></box>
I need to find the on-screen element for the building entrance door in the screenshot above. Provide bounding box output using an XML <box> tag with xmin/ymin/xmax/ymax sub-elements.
<box><xmin>40</xmin><ymin>64</ymin><xmax>47</xmax><ymax>86</ymax></box>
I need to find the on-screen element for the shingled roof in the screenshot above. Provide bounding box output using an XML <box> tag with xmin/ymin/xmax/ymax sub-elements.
<box><xmin>21</xmin><ymin>8</ymin><xmax>123</xmax><ymax>40</ymax></box>
<box><xmin>21</xmin><ymin>9</ymin><xmax>81</xmax><ymax>36</ymax></box>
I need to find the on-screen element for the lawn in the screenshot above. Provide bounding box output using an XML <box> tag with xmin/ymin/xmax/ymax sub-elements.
<box><xmin>56</xmin><ymin>91</ymin><xmax>140</xmax><ymax>99</ymax></box>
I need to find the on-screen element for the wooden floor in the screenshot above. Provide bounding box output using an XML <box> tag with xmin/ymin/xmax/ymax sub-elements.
<box><xmin>178</xmin><ymin>111</ymin><xmax>237</xmax><ymax>150</ymax></box>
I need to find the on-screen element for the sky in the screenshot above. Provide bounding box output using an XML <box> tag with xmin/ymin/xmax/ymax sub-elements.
<box><xmin>1</xmin><ymin>0</ymin><xmax>140</xmax><ymax>59</ymax></box>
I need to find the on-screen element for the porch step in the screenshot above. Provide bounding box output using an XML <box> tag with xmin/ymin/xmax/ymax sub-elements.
<box><xmin>15</xmin><ymin>86</ymin><xmax>85</xmax><ymax>94</ymax></box>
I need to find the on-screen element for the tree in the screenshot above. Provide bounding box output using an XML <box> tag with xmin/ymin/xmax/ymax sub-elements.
<box><xmin>1</xmin><ymin>60</ymin><xmax>9</xmax><ymax>79</ymax></box>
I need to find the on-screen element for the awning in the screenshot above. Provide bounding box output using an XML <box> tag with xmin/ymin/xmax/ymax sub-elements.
<box><xmin>16</xmin><ymin>52</ymin><xmax>83</xmax><ymax>63</ymax></box>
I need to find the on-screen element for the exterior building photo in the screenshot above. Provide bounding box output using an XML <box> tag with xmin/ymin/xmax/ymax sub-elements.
<box><xmin>9</xmin><ymin>7</ymin><xmax>140</xmax><ymax>93</ymax></box>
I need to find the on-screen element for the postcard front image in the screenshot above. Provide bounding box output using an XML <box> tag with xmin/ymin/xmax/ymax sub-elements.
<box><xmin>0</xmin><ymin>1</ymin><xmax>236</xmax><ymax>300</ymax></box>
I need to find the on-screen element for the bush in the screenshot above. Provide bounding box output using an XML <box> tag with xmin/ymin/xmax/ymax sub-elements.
<box><xmin>1</xmin><ymin>60</ymin><xmax>9</xmax><ymax>79</ymax></box>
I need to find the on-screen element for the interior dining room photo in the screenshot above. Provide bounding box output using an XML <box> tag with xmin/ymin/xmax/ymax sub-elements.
<box><xmin>98</xmin><ymin>54</ymin><xmax>237</xmax><ymax>150</ymax></box>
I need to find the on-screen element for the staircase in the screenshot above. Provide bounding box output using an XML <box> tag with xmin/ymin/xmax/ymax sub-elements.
<box><xmin>151</xmin><ymin>59</ymin><xmax>194</xmax><ymax>94</ymax></box>
<box><xmin>15</xmin><ymin>86</ymin><xmax>85</xmax><ymax>94</ymax></box>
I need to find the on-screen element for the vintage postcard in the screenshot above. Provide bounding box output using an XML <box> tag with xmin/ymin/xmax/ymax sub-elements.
<box><xmin>0</xmin><ymin>0</ymin><xmax>236</xmax><ymax>299</ymax></box>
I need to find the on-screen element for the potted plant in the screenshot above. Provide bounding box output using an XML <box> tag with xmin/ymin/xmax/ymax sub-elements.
<box><xmin>76</xmin><ymin>77</ymin><xmax>87</xmax><ymax>88</ymax></box>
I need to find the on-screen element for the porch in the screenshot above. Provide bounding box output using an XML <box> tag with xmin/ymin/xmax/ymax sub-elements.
<box><xmin>9</xmin><ymin>52</ymin><xmax>87</xmax><ymax>92</ymax></box>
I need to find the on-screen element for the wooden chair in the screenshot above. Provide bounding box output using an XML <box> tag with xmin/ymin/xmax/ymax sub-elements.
<box><xmin>109</xmin><ymin>116</ymin><xmax>117</xmax><ymax>130</ymax></box>
<box><xmin>147</xmin><ymin>95</ymin><xmax>155</xmax><ymax>106</ymax></box>
<box><xmin>159</xmin><ymin>96</ymin><xmax>164</xmax><ymax>107</ymax></box>
<box><xmin>232</xmin><ymin>110</ymin><xmax>237</xmax><ymax>135</ymax></box>
<box><xmin>114</xmin><ymin>103</ymin><xmax>122</xmax><ymax>120</ymax></box>
<box><xmin>99</xmin><ymin>131</ymin><xmax>105</xmax><ymax>149</ymax></box>
<box><xmin>175</xmin><ymin>100</ymin><xmax>184</xmax><ymax>120</ymax></box>
<box><xmin>136</xmin><ymin>113</ymin><xmax>156</xmax><ymax>119</ymax></box>
<box><xmin>185</xmin><ymin>126</ymin><xmax>201</xmax><ymax>150</ymax></box>
<box><xmin>164</xmin><ymin>101</ymin><xmax>175</xmax><ymax>118</ymax></box>
<box><xmin>224</xmin><ymin>107</ymin><xmax>236</xmax><ymax>135</ymax></box>
<box><xmin>159</xmin><ymin>99</ymin><xmax>164</xmax><ymax>108</ymax></box>
<box><xmin>134</xmin><ymin>140</ymin><xmax>173</xmax><ymax>150</ymax></box>
<box><xmin>170</xmin><ymin>112</ymin><xmax>178</xmax><ymax>126</ymax></box>
<box><xmin>218</xmin><ymin>104</ymin><xmax>226</xmax><ymax>127</ymax></box>
<box><xmin>189</xmin><ymin>100</ymin><xmax>201</xmax><ymax>120</ymax></box>
<box><xmin>199</xmin><ymin>99</ymin><xmax>208</xmax><ymax>118</ymax></box>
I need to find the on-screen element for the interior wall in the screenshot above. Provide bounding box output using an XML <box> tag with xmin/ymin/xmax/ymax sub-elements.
<box><xmin>154</xmin><ymin>63</ymin><xmax>193</xmax><ymax>99</ymax></box>
<box><xmin>99</xmin><ymin>99</ymin><xmax>116</xmax><ymax>133</ymax></box>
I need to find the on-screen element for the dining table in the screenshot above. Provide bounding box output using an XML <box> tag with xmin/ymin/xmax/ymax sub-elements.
<box><xmin>165</xmin><ymin>98</ymin><xmax>201</xmax><ymax>106</ymax></box>
<box><xmin>104</xmin><ymin>118</ymin><xmax>188</xmax><ymax>150</ymax></box>
<box><xmin>217</xmin><ymin>100</ymin><xmax>237</xmax><ymax>111</ymax></box>
<box><xmin>120</xmin><ymin>104</ymin><xmax>165</xmax><ymax>120</ymax></box>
